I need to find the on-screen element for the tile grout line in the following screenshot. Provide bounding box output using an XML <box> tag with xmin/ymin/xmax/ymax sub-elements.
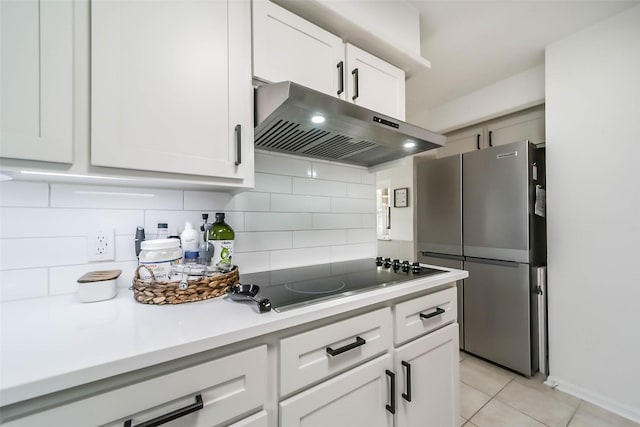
<box><xmin>564</xmin><ymin>400</ymin><xmax>584</xmax><ymax>427</ymax></box>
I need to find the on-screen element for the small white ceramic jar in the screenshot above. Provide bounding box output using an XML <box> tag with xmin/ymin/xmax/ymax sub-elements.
<box><xmin>77</xmin><ymin>270</ymin><xmax>121</xmax><ymax>303</ymax></box>
<box><xmin>139</xmin><ymin>238</ymin><xmax>182</xmax><ymax>281</ymax></box>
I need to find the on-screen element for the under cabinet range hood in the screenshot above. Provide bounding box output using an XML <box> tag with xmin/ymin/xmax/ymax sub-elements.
<box><xmin>254</xmin><ymin>81</ymin><xmax>446</xmax><ymax>167</ymax></box>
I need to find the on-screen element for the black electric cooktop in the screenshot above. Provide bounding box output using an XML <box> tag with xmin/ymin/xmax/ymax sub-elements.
<box><xmin>240</xmin><ymin>258</ymin><xmax>448</xmax><ymax>312</ymax></box>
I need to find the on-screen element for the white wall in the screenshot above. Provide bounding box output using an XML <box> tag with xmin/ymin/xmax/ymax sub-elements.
<box><xmin>409</xmin><ymin>65</ymin><xmax>545</xmax><ymax>133</ymax></box>
<box><xmin>0</xmin><ymin>152</ymin><xmax>377</xmax><ymax>302</ymax></box>
<box><xmin>376</xmin><ymin>158</ymin><xmax>415</xmax><ymax>260</ymax></box>
<box><xmin>545</xmin><ymin>5</ymin><xmax>640</xmax><ymax>422</ymax></box>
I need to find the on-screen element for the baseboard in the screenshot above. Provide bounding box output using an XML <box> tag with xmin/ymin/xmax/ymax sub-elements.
<box><xmin>546</xmin><ymin>375</ymin><xmax>640</xmax><ymax>423</ymax></box>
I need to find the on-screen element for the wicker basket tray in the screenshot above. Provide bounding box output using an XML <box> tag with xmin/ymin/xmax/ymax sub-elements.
<box><xmin>132</xmin><ymin>264</ymin><xmax>239</xmax><ymax>305</ymax></box>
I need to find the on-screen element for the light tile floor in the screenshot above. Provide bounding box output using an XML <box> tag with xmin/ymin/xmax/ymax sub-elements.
<box><xmin>459</xmin><ymin>351</ymin><xmax>640</xmax><ymax>427</ymax></box>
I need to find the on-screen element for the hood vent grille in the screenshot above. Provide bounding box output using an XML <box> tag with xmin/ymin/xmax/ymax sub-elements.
<box><xmin>254</xmin><ymin>82</ymin><xmax>446</xmax><ymax>167</ymax></box>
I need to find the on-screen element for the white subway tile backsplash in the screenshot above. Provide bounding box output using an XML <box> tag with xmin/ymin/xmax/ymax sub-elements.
<box><xmin>292</xmin><ymin>230</ymin><xmax>347</xmax><ymax>248</ymax></box>
<box><xmin>183</xmin><ymin>191</ymin><xmax>231</xmax><ymax>211</ymax></box>
<box><xmin>51</xmin><ymin>184</ymin><xmax>183</xmax><ymax>209</ymax></box>
<box><xmin>0</xmin><ymin>182</ymin><xmax>49</xmax><ymax>207</ymax></box>
<box><xmin>252</xmin><ymin>173</ymin><xmax>292</xmax><ymax>194</ymax></box>
<box><xmin>255</xmin><ymin>151</ymin><xmax>312</xmax><ymax>178</ymax></box>
<box><xmin>0</xmin><ymin>154</ymin><xmax>380</xmax><ymax>300</ymax></box>
<box><xmin>361</xmin><ymin>214</ymin><xmax>377</xmax><ymax>228</ymax></box>
<box><xmin>1</xmin><ymin>237</ymin><xmax>86</xmax><ymax>269</ymax></box>
<box><xmin>245</xmin><ymin>212</ymin><xmax>312</xmax><ymax>231</ymax></box>
<box><xmin>347</xmin><ymin>183</ymin><xmax>376</xmax><ymax>199</ymax></box>
<box><xmin>361</xmin><ymin>171</ymin><xmax>376</xmax><ymax>185</ymax></box>
<box><xmin>271</xmin><ymin>194</ymin><xmax>331</xmax><ymax>213</ymax></box>
<box><xmin>331</xmin><ymin>243</ymin><xmax>376</xmax><ymax>263</ymax></box>
<box><xmin>234</xmin><ymin>251</ymin><xmax>270</xmax><ymax>274</ymax></box>
<box><xmin>312</xmin><ymin>162</ymin><xmax>363</xmax><ymax>183</ymax></box>
<box><xmin>235</xmin><ymin>231</ymin><xmax>292</xmax><ymax>253</ymax></box>
<box><xmin>0</xmin><ymin>208</ymin><xmax>143</xmax><ymax>238</ymax></box>
<box><xmin>313</xmin><ymin>213</ymin><xmax>362</xmax><ymax>229</ymax></box>
<box><xmin>225</xmin><ymin>192</ymin><xmax>270</xmax><ymax>212</ymax></box>
<box><xmin>0</xmin><ymin>269</ymin><xmax>48</xmax><ymax>301</ymax></box>
<box><xmin>292</xmin><ymin>178</ymin><xmax>347</xmax><ymax>197</ymax></box>
<box><xmin>347</xmin><ymin>228</ymin><xmax>376</xmax><ymax>244</ymax></box>
<box><xmin>330</xmin><ymin>198</ymin><xmax>376</xmax><ymax>213</ymax></box>
<box><xmin>49</xmin><ymin>261</ymin><xmax>138</xmax><ymax>296</ymax></box>
<box><xmin>270</xmin><ymin>247</ymin><xmax>331</xmax><ymax>270</ymax></box>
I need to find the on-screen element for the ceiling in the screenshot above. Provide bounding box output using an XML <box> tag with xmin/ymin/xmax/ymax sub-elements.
<box><xmin>405</xmin><ymin>0</ymin><xmax>639</xmax><ymax>119</ymax></box>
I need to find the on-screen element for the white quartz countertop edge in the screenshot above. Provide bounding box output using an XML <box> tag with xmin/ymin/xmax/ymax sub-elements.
<box><xmin>0</xmin><ymin>267</ymin><xmax>467</xmax><ymax>406</ymax></box>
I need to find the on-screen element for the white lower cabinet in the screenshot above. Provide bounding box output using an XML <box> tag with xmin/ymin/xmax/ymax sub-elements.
<box><xmin>394</xmin><ymin>323</ymin><xmax>460</xmax><ymax>427</ymax></box>
<box><xmin>279</xmin><ymin>354</ymin><xmax>394</xmax><ymax>427</ymax></box>
<box><xmin>3</xmin><ymin>346</ymin><xmax>267</xmax><ymax>427</ymax></box>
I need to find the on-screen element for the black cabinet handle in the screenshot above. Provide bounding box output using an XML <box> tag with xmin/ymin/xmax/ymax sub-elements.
<box><xmin>351</xmin><ymin>68</ymin><xmax>359</xmax><ymax>101</ymax></box>
<box><xmin>420</xmin><ymin>307</ymin><xmax>445</xmax><ymax>320</ymax></box>
<box><xmin>326</xmin><ymin>336</ymin><xmax>366</xmax><ymax>357</ymax></box>
<box><xmin>401</xmin><ymin>361</ymin><xmax>412</xmax><ymax>402</ymax></box>
<box><xmin>385</xmin><ymin>370</ymin><xmax>396</xmax><ymax>414</ymax></box>
<box><xmin>476</xmin><ymin>134</ymin><xmax>481</xmax><ymax>150</ymax></box>
<box><xmin>234</xmin><ymin>124</ymin><xmax>242</xmax><ymax>166</ymax></box>
<box><xmin>337</xmin><ymin>61</ymin><xmax>344</xmax><ymax>95</ymax></box>
<box><xmin>489</xmin><ymin>130</ymin><xmax>493</xmax><ymax>147</ymax></box>
<box><xmin>124</xmin><ymin>394</ymin><xmax>203</xmax><ymax>427</ymax></box>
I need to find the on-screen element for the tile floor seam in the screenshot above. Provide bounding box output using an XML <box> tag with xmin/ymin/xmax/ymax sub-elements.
<box><xmin>496</xmin><ymin>394</ymin><xmax>554</xmax><ymax>427</ymax></box>
<box><xmin>564</xmin><ymin>400</ymin><xmax>584</xmax><ymax>427</ymax></box>
<box><xmin>467</xmin><ymin>377</ymin><xmax>516</xmax><ymax>424</ymax></box>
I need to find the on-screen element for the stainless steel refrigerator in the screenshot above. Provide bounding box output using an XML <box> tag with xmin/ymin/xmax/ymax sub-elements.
<box><xmin>416</xmin><ymin>140</ymin><xmax>546</xmax><ymax>376</ymax></box>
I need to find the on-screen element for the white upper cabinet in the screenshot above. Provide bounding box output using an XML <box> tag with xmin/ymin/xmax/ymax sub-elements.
<box><xmin>345</xmin><ymin>43</ymin><xmax>405</xmax><ymax>120</ymax></box>
<box><xmin>91</xmin><ymin>0</ymin><xmax>253</xmax><ymax>184</ymax></box>
<box><xmin>252</xmin><ymin>0</ymin><xmax>344</xmax><ymax>96</ymax></box>
<box><xmin>252</xmin><ymin>0</ymin><xmax>406</xmax><ymax>120</ymax></box>
<box><xmin>486</xmin><ymin>107</ymin><xmax>545</xmax><ymax>148</ymax></box>
<box><xmin>0</xmin><ymin>0</ymin><xmax>73</xmax><ymax>163</ymax></box>
<box><xmin>437</xmin><ymin>126</ymin><xmax>484</xmax><ymax>158</ymax></box>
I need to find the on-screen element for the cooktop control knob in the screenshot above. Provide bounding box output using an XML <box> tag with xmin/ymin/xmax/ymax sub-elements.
<box><xmin>392</xmin><ymin>259</ymin><xmax>401</xmax><ymax>271</ymax></box>
<box><xmin>401</xmin><ymin>260</ymin><xmax>411</xmax><ymax>272</ymax></box>
<box><xmin>384</xmin><ymin>258</ymin><xmax>392</xmax><ymax>268</ymax></box>
<box><xmin>375</xmin><ymin>256</ymin><xmax>384</xmax><ymax>266</ymax></box>
<box><xmin>411</xmin><ymin>262</ymin><xmax>422</xmax><ymax>274</ymax></box>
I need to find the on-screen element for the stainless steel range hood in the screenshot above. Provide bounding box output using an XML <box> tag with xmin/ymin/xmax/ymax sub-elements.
<box><xmin>254</xmin><ymin>81</ymin><xmax>446</xmax><ymax>167</ymax></box>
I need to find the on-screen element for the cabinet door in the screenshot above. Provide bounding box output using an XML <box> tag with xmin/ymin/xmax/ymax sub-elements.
<box><xmin>438</xmin><ymin>126</ymin><xmax>483</xmax><ymax>158</ymax></box>
<box><xmin>4</xmin><ymin>346</ymin><xmax>268</xmax><ymax>427</ymax></box>
<box><xmin>228</xmin><ymin>410</ymin><xmax>268</xmax><ymax>427</ymax></box>
<box><xmin>486</xmin><ymin>108</ymin><xmax>545</xmax><ymax>147</ymax></box>
<box><xmin>91</xmin><ymin>0</ymin><xmax>253</xmax><ymax>182</ymax></box>
<box><xmin>394</xmin><ymin>323</ymin><xmax>459</xmax><ymax>427</ymax></box>
<box><xmin>280</xmin><ymin>354</ymin><xmax>394</xmax><ymax>427</ymax></box>
<box><xmin>345</xmin><ymin>44</ymin><xmax>405</xmax><ymax>120</ymax></box>
<box><xmin>252</xmin><ymin>0</ymin><xmax>344</xmax><ymax>98</ymax></box>
<box><xmin>0</xmin><ymin>0</ymin><xmax>73</xmax><ymax>163</ymax></box>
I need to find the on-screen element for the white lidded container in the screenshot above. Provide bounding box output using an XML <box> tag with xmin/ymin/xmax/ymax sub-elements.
<box><xmin>139</xmin><ymin>238</ymin><xmax>182</xmax><ymax>281</ymax></box>
<box><xmin>77</xmin><ymin>270</ymin><xmax>121</xmax><ymax>302</ymax></box>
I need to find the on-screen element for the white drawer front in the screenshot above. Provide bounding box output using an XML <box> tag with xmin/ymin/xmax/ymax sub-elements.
<box><xmin>6</xmin><ymin>346</ymin><xmax>267</xmax><ymax>427</ymax></box>
<box><xmin>394</xmin><ymin>287</ymin><xmax>457</xmax><ymax>345</ymax></box>
<box><xmin>280</xmin><ymin>307</ymin><xmax>392</xmax><ymax>396</ymax></box>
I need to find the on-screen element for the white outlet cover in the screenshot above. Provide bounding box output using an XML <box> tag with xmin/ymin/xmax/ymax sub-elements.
<box><xmin>87</xmin><ymin>228</ymin><xmax>115</xmax><ymax>262</ymax></box>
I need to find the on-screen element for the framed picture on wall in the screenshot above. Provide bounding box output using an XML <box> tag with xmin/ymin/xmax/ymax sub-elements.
<box><xmin>394</xmin><ymin>187</ymin><xmax>408</xmax><ymax>208</ymax></box>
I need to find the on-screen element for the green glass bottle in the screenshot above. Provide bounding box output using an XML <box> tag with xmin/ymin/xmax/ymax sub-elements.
<box><xmin>206</xmin><ymin>212</ymin><xmax>235</xmax><ymax>271</ymax></box>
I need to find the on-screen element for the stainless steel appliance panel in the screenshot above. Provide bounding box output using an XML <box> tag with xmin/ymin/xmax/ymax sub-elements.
<box><xmin>418</xmin><ymin>253</ymin><xmax>465</xmax><ymax>349</ymax></box>
<box><xmin>416</xmin><ymin>156</ymin><xmax>463</xmax><ymax>256</ymax></box>
<box><xmin>463</xmin><ymin>258</ymin><xmax>536</xmax><ymax>376</ymax></box>
<box><xmin>463</xmin><ymin>141</ymin><xmax>531</xmax><ymax>262</ymax></box>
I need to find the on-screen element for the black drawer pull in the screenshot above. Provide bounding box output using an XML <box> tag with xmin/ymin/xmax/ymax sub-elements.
<box><xmin>420</xmin><ymin>307</ymin><xmax>445</xmax><ymax>320</ymax></box>
<box><xmin>352</xmin><ymin>68</ymin><xmax>359</xmax><ymax>101</ymax></box>
<box><xmin>326</xmin><ymin>336</ymin><xmax>366</xmax><ymax>357</ymax></box>
<box><xmin>401</xmin><ymin>361</ymin><xmax>412</xmax><ymax>402</ymax></box>
<box><xmin>124</xmin><ymin>394</ymin><xmax>203</xmax><ymax>427</ymax></box>
<box><xmin>337</xmin><ymin>61</ymin><xmax>344</xmax><ymax>95</ymax></box>
<box><xmin>385</xmin><ymin>369</ymin><xmax>396</xmax><ymax>414</ymax></box>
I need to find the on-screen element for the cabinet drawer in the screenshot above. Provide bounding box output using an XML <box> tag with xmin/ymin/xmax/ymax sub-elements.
<box><xmin>394</xmin><ymin>287</ymin><xmax>457</xmax><ymax>345</ymax></box>
<box><xmin>280</xmin><ymin>307</ymin><xmax>392</xmax><ymax>396</ymax></box>
<box><xmin>5</xmin><ymin>346</ymin><xmax>267</xmax><ymax>427</ymax></box>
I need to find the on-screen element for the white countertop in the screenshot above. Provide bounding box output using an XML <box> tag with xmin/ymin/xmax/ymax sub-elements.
<box><xmin>0</xmin><ymin>266</ymin><xmax>466</xmax><ymax>407</ymax></box>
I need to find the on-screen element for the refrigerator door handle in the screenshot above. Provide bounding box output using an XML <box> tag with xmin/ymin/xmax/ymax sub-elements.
<box><xmin>420</xmin><ymin>252</ymin><xmax>465</xmax><ymax>262</ymax></box>
<box><xmin>465</xmin><ymin>257</ymin><xmax>520</xmax><ymax>268</ymax></box>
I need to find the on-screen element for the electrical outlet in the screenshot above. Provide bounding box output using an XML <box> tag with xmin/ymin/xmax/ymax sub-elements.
<box><xmin>88</xmin><ymin>228</ymin><xmax>115</xmax><ymax>262</ymax></box>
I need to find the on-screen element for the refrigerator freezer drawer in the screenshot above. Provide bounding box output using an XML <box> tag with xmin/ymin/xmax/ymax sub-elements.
<box><xmin>463</xmin><ymin>258</ymin><xmax>537</xmax><ymax>376</ymax></box>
